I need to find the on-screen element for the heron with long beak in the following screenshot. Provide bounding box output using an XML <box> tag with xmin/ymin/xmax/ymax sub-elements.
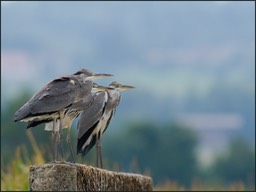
<box><xmin>14</xmin><ymin>68</ymin><xmax>113</xmax><ymax>162</ymax></box>
<box><xmin>77</xmin><ymin>81</ymin><xmax>134</xmax><ymax>168</ymax></box>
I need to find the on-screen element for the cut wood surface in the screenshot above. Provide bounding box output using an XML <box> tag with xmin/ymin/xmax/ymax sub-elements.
<box><xmin>29</xmin><ymin>162</ymin><xmax>153</xmax><ymax>191</ymax></box>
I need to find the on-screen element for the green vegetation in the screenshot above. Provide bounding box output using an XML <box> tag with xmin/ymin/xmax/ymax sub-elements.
<box><xmin>209</xmin><ymin>138</ymin><xmax>255</xmax><ymax>185</ymax></box>
<box><xmin>1</xmin><ymin>93</ymin><xmax>255</xmax><ymax>191</ymax></box>
<box><xmin>1</xmin><ymin>138</ymin><xmax>254</xmax><ymax>191</ymax></box>
<box><xmin>1</xmin><ymin>131</ymin><xmax>45</xmax><ymax>191</ymax></box>
<box><xmin>103</xmin><ymin>121</ymin><xmax>198</xmax><ymax>185</ymax></box>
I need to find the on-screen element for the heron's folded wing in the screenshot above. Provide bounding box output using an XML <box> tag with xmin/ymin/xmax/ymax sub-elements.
<box><xmin>77</xmin><ymin>91</ymin><xmax>108</xmax><ymax>139</ymax></box>
<box><xmin>14</xmin><ymin>76</ymin><xmax>84</xmax><ymax>121</ymax></box>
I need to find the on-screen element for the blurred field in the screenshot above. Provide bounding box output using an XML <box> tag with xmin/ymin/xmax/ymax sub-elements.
<box><xmin>1</xmin><ymin>132</ymin><xmax>254</xmax><ymax>191</ymax></box>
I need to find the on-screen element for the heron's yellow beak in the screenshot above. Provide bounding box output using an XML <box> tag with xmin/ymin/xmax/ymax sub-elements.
<box><xmin>116</xmin><ymin>85</ymin><xmax>135</xmax><ymax>91</ymax></box>
<box><xmin>87</xmin><ymin>73</ymin><xmax>113</xmax><ymax>80</ymax></box>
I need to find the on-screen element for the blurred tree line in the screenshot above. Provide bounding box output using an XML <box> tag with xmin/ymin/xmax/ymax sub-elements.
<box><xmin>103</xmin><ymin>121</ymin><xmax>198</xmax><ymax>185</ymax></box>
<box><xmin>1</xmin><ymin>91</ymin><xmax>255</xmax><ymax>187</ymax></box>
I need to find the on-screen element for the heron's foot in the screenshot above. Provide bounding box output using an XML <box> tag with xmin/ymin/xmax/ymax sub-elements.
<box><xmin>69</xmin><ymin>156</ymin><xmax>75</xmax><ymax>164</ymax></box>
<box><xmin>49</xmin><ymin>160</ymin><xmax>69</xmax><ymax>164</ymax></box>
<box><xmin>49</xmin><ymin>160</ymin><xmax>62</xmax><ymax>164</ymax></box>
<box><xmin>63</xmin><ymin>161</ymin><xmax>76</xmax><ymax>166</ymax></box>
<box><xmin>50</xmin><ymin>160</ymin><xmax>76</xmax><ymax>166</ymax></box>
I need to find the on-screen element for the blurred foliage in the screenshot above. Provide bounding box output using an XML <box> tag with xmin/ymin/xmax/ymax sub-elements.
<box><xmin>209</xmin><ymin>138</ymin><xmax>255</xmax><ymax>185</ymax></box>
<box><xmin>1</xmin><ymin>130</ymin><xmax>46</xmax><ymax>191</ymax></box>
<box><xmin>102</xmin><ymin>121</ymin><xmax>198</xmax><ymax>186</ymax></box>
<box><xmin>154</xmin><ymin>180</ymin><xmax>249</xmax><ymax>191</ymax></box>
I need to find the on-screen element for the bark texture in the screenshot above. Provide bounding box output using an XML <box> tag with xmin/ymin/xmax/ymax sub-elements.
<box><xmin>29</xmin><ymin>162</ymin><xmax>153</xmax><ymax>191</ymax></box>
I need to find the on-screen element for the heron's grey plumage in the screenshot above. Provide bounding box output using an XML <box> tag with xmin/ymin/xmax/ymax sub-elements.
<box><xmin>43</xmin><ymin>83</ymin><xmax>109</xmax><ymax>132</ymax></box>
<box><xmin>14</xmin><ymin>68</ymin><xmax>112</xmax><ymax>127</ymax></box>
<box><xmin>14</xmin><ymin>68</ymin><xmax>113</xmax><ymax>162</ymax></box>
<box><xmin>77</xmin><ymin>91</ymin><xmax>109</xmax><ymax>156</ymax></box>
<box><xmin>77</xmin><ymin>81</ymin><xmax>134</xmax><ymax>167</ymax></box>
<box><xmin>14</xmin><ymin>74</ymin><xmax>90</xmax><ymax>123</ymax></box>
<box><xmin>44</xmin><ymin>93</ymin><xmax>94</xmax><ymax>132</ymax></box>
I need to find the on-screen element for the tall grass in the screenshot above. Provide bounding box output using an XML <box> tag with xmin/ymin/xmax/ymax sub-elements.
<box><xmin>1</xmin><ymin>130</ymin><xmax>254</xmax><ymax>191</ymax></box>
<box><xmin>1</xmin><ymin>130</ymin><xmax>46</xmax><ymax>191</ymax></box>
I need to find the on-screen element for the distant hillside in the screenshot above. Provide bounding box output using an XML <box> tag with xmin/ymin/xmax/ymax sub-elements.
<box><xmin>2</xmin><ymin>2</ymin><xmax>255</xmax><ymax>143</ymax></box>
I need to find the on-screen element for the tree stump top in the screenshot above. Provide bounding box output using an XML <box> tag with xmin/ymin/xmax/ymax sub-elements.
<box><xmin>29</xmin><ymin>162</ymin><xmax>153</xmax><ymax>191</ymax></box>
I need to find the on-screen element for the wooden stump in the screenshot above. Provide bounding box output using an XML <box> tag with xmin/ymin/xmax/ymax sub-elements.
<box><xmin>29</xmin><ymin>162</ymin><xmax>153</xmax><ymax>191</ymax></box>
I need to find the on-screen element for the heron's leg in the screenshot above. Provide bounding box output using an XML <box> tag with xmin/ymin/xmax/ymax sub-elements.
<box><xmin>96</xmin><ymin>135</ymin><xmax>103</xmax><ymax>168</ymax></box>
<box><xmin>66</xmin><ymin>127</ymin><xmax>75</xmax><ymax>163</ymax></box>
<box><xmin>52</xmin><ymin>120</ymin><xmax>58</xmax><ymax>162</ymax></box>
<box><xmin>50</xmin><ymin>130</ymin><xmax>56</xmax><ymax>161</ymax></box>
<box><xmin>59</xmin><ymin>111</ymin><xmax>64</xmax><ymax>161</ymax></box>
<box><xmin>49</xmin><ymin>121</ymin><xmax>58</xmax><ymax>162</ymax></box>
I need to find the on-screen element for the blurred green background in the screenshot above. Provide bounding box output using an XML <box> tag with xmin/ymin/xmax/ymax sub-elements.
<box><xmin>1</xmin><ymin>1</ymin><xmax>255</xmax><ymax>190</ymax></box>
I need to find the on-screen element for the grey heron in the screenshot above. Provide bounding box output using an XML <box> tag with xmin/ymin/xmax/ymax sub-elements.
<box><xmin>76</xmin><ymin>81</ymin><xmax>134</xmax><ymax>168</ymax></box>
<box><xmin>14</xmin><ymin>68</ymin><xmax>113</xmax><ymax>161</ymax></box>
